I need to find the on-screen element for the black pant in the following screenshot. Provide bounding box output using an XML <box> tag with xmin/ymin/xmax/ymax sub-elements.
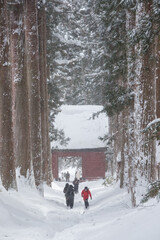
<box><xmin>66</xmin><ymin>196</ymin><xmax>74</xmax><ymax>208</ymax></box>
<box><xmin>84</xmin><ymin>199</ymin><xmax>89</xmax><ymax>208</ymax></box>
<box><xmin>66</xmin><ymin>197</ymin><xmax>70</xmax><ymax>207</ymax></box>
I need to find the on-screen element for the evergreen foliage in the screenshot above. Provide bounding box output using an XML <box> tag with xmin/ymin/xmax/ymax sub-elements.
<box><xmin>46</xmin><ymin>0</ymin><xmax>105</xmax><ymax>106</ymax></box>
<box><xmin>99</xmin><ymin>0</ymin><xmax>160</xmax><ymax>206</ymax></box>
<box><xmin>99</xmin><ymin>0</ymin><xmax>160</xmax><ymax>117</ymax></box>
<box><xmin>46</xmin><ymin>1</ymin><xmax>69</xmax><ymax>145</ymax></box>
<box><xmin>99</xmin><ymin>0</ymin><xmax>134</xmax><ymax>116</ymax></box>
<box><xmin>141</xmin><ymin>181</ymin><xmax>160</xmax><ymax>203</ymax></box>
<box><xmin>142</xmin><ymin>119</ymin><xmax>160</xmax><ymax>144</ymax></box>
<box><xmin>103</xmin><ymin>176</ymin><xmax>115</xmax><ymax>187</ymax></box>
<box><xmin>128</xmin><ymin>1</ymin><xmax>160</xmax><ymax>53</ymax></box>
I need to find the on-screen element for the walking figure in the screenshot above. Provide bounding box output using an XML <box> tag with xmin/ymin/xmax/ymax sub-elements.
<box><xmin>67</xmin><ymin>184</ymin><xmax>75</xmax><ymax>208</ymax></box>
<box><xmin>81</xmin><ymin>186</ymin><xmax>92</xmax><ymax>209</ymax></box>
<box><xmin>75</xmin><ymin>170</ymin><xmax>80</xmax><ymax>180</ymax></box>
<box><xmin>63</xmin><ymin>183</ymin><xmax>70</xmax><ymax>207</ymax></box>
<box><xmin>65</xmin><ymin>171</ymin><xmax>70</xmax><ymax>182</ymax></box>
<box><xmin>73</xmin><ymin>178</ymin><xmax>79</xmax><ymax>194</ymax></box>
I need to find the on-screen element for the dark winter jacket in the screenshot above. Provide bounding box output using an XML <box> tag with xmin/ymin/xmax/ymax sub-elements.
<box><xmin>73</xmin><ymin>178</ymin><xmax>79</xmax><ymax>193</ymax></box>
<box><xmin>63</xmin><ymin>183</ymin><xmax>69</xmax><ymax>197</ymax></box>
<box><xmin>73</xmin><ymin>179</ymin><xmax>79</xmax><ymax>186</ymax></box>
<box><xmin>67</xmin><ymin>185</ymin><xmax>74</xmax><ymax>200</ymax></box>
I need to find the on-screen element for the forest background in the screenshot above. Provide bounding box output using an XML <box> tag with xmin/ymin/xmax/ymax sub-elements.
<box><xmin>0</xmin><ymin>0</ymin><xmax>160</xmax><ymax>206</ymax></box>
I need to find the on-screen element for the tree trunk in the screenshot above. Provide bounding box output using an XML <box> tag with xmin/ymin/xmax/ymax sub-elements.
<box><xmin>0</xmin><ymin>1</ymin><xmax>17</xmax><ymax>190</ymax></box>
<box><xmin>25</xmin><ymin>0</ymin><xmax>43</xmax><ymax>192</ymax></box>
<box><xmin>119</xmin><ymin>110</ymin><xmax>126</xmax><ymax>189</ymax></box>
<box><xmin>155</xmin><ymin>33</ymin><xmax>160</xmax><ymax>118</ymax></box>
<box><xmin>154</xmin><ymin>11</ymin><xmax>160</xmax><ymax>179</ymax></box>
<box><xmin>9</xmin><ymin>1</ymin><xmax>31</xmax><ymax>178</ymax></box>
<box><xmin>126</xmin><ymin>7</ymin><xmax>136</xmax><ymax>207</ymax></box>
<box><xmin>140</xmin><ymin>1</ymin><xmax>156</xmax><ymax>182</ymax></box>
<box><xmin>38</xmin><ymin>1</ymin><xmax>52</xmax><ymax>185</ymax></box>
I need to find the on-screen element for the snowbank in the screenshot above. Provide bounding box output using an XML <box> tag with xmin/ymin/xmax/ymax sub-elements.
<box><xmin>0</xmin><ymin>177</ymin><xmax>160</xmax><ymax>240</ymax></box>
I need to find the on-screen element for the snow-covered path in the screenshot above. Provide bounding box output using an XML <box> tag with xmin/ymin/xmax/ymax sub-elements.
<box><xmin>0</xmin><ymin>179</ymin><xmax>160</xmax><ymax>240</ymax></box>
<box><xmin>45</xmin><ymin>180</ymin><xmax>160</xmax><ymax>240</ymax></box>
<box><xmin>47</xmin><ymin>180</ymin><xmax>131</xmax><ymax>240</ymax></box>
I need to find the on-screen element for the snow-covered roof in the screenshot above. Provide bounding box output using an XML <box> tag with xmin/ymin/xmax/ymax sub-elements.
<box><xmin>51</xmin><ymin>105</ymin><xmax>108</xmax><ymax>149</ymax></box>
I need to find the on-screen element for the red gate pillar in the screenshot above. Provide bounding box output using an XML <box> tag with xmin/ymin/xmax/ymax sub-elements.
<box><xmin>82</xmin><ymin>151</ymin><xmax>105</xmax><ymax>180</ymax></box>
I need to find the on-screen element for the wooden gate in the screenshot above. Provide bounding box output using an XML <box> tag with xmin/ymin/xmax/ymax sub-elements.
<box><xmin>52</xmin><ymin>148</ymin><xmax>106</xmax><ymax>180</ymax></box>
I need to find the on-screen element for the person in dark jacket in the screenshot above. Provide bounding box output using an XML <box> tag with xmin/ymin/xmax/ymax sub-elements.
<box><xmin>63</xmin><ymin>183</ymin><xmax>70</xmax><ymax>207</ymax></box>
<box><xmin>73</xmin><ymin>178</ymin><xmax>79</xmax><ymax>194</ymax></box>
<box><xmin>81</xmin><ymin>186</ymin><xmax>92</xmax><ymax>209</ymax></box>
<box><xmin>65</xmin><ymin>171</ymin><xmax>70</xmax><ymax>182</ymax></box>
<box><xmin>67</xmin><ymin>184</ymin><xmax>75</xmax><ymax>209</ymax></box>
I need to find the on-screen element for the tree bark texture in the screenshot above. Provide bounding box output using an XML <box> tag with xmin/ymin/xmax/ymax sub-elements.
<box><xmin>0</xmin><ymin>1</ymin><xmax>17</xmax><ymax>190</ymax></box>
<box><xmin>155</xmin><ymin>34</ymin><xmax>160</xmax><ymax>119</ymax></box>
<box><xmin>0</xmin><ymin>0</ymin><xmax>52</xmax><ymax>191</ymax></box>
<box><xmin>140</xmin><ymin>1</ymin><xmax>156</xmax><ymax>182</ymax></box>
<box><xmin>25</xmin><ymin>0</ymin><xmax>43</xmax><ymax>191</ymax></box>
<box><xmin>38</xmin><ymin>2</ymin><xmax>52</xmax><ymax>185</ymax></box>
<box><xmin>126</xmin><ymin>8</ymin><xmax>137</xmax><ymax>206</ymax></box>
<box><xmin>9</xmin><ymin>1</ymin><xmax>31</xmax><ymax>178</ymax></box>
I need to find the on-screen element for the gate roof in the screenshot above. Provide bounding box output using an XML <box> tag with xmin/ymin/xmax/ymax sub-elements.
<box><xmin>51</xmin><ymin>105</ymin><xmax>108</xmax><ymax>150</ymax></box>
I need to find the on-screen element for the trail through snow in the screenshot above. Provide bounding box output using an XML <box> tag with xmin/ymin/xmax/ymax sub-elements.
<box><xmin>0</xmin><ymin>179</ymin><xmax>160</xmax><ymax>240</ymax></box>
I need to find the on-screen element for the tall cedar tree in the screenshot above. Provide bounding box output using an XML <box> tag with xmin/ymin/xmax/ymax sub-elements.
<box><xmin>38</xmin><ymin>0</ymin><xmax>52</xmax><ymax>185</ymax></box>
<box><xmin>10</xmin><ymin>1</ymin><xmax>31</xmax><ymax>178</ymax></box>
<box><xmin>0</xmin><ymin>1</ymin><xmax>17</xmax><ymax>190</ymax></box>
<box><xmin>25</xmin><ymin>0</ymin><xmax>43</xmax><ymax>191</ymax></box>
<box><xmin>101</xmin><ymin>0</ymin><xmax>160</xmax><ymax>205</ymax></box>
<box><xmin>0</xmin><ymin>0</ymin><xmax>52</xmax><ymax>191</ymax></box>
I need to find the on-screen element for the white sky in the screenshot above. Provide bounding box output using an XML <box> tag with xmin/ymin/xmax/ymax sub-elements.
<box><xmin>51</xmin><ymin>105</ymin><xmax>108</xmax><ymax>149</ymax></box>
<box><xmin>0</xmin><ymin>175</ymin><xmax>160</xmax><ymax>240</ymax></box>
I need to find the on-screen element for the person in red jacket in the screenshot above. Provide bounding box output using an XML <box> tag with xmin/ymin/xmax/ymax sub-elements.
<box><xmin>81</xmin><ymin>186</ymin><xmax>92</xmax><ymax>208</ymax></box>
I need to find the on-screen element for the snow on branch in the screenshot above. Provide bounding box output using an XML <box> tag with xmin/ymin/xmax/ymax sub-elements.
<box><xmin>146</xmin><ymin>119</ymin><xmax>160</xmax><ymax>129</ymax></box>
<box><xmin>53</xmin><ymin>33</ymin><xmax>82</xmax><ymax>46</ymax></box>
<box><xmin>143</xmin><ymin>118</ymin><xmax>160</xmax><ymax>143</ymax></box>
<box><xmin>55</xmin><ymin>57</ymin><xmax>79</xmax><ymax>65</ymax></box>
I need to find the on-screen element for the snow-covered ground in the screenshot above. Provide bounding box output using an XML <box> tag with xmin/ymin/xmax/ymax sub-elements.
<box><xmin>1</xmin><ymin>104</ymin><xmax>158</xmax><ymax>239</ymax></box>
<box><xmin>0</xmin><ymin>177</ymin><xmax>160</xmax><ymax>240</ymax></box>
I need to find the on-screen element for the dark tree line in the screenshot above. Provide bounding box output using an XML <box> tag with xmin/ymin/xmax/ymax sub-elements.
<box><xmin>100</xmin><ymin>0</ymin><xmax>160</xmax><ymax>206</ymax></box>
<box><xmin>0</xmin><ymin>0</ymin><xmax>52</xmax><ymax>192</ymax></box>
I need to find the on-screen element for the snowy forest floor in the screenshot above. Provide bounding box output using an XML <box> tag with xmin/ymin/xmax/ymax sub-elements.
<box><xmin>0</xmin><ymin>178</ymin><xmax>160</xmax><ymax>240</ymax></box>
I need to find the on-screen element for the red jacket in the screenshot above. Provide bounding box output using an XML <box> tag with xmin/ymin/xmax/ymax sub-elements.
<box><xmin>81</xmin><ymin>189</ymin><xmax>92</xmax><ymax>201</ymax></box>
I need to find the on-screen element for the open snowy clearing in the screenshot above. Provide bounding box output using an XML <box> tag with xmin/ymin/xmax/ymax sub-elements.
<box><xmin>0</xmin><ymin>178</ymin><xmax>160</xmax><ymax>240</ymax></box>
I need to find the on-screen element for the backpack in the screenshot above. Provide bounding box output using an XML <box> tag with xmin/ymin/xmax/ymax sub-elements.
<box><xmin>68</xmin><ymin>186</ymin><xmax>74</xmax><ymax>196</ymax></box>
<box><xmin>63</xmin><ymin>183</ymin><xmax>69</xmax><ymax>193</ymax></box>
